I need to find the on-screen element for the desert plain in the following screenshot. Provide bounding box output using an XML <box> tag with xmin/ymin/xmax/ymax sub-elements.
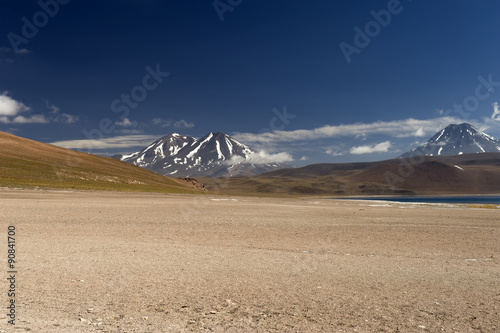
<box><xmin>0</xmin><ymin>189</ymin><xmax>499</xmax><ymax>332</ymax></box>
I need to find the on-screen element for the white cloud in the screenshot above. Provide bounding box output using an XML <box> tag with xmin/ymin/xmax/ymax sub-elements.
<box><xmin>228</xmin><ymin>150</ymin><xmax>293</xmax><ymax>165</ymax></box>
<box><xmin>16</xmin><ymin>48</ymin><xmax>30</xmax><ymax>55</ymax></box>
<box><xmin>0</xmin><ymin>114</ymin><xmax>50</xmax><ymax>124</ymax></box>
<box><xmin>45</xmin><ymin>101</ymin><xmax>60</xmax><ymax>114</ymax></box>
<box><xmin>325</xmin><ymin>148</ymin><xmax>345</xmax><ymax>156</ymax></box>
<box><xmin>300</xmin><ymin>156</ymin><xmax>309</xmax><ymax>161</ymax></box>
<box><xmin>0</xmin><ymin>95</ymin><xmax>78</xmax><ymax>124</ymax></box>
<box><xmin>0</xmin><ymin>47</ymin><xmax>30</xmax><ymax>64</ymax></box>
<box><xmin>58</xmin><ymin>113</ymin><xmax>79</xmax><ymax>124</ymax></box>
<box><xmin>152</xmin><ymin>118</ymin><xmax>194</xmax><ymax>128</ymax></box>
<box><xmin>152</xmin><ymin>118</ymin><xmax>171</xmax><ymax>127</ymax></box>
<box><xmin>234</xmin><ymin>117</ymin><xmax>460</xmax><ymax>144</ymax></box>
<box><xmin>491</xmin><ymin>102</ymin><xmax>500</xmax><ymax>121</ymax></box>
<box><xmin>413</xmin><ymin>127</ymin><xmax>426</xmax><ymax>137</ymax></box>
<box><xmin>174</xmin><ymin>119</ymin><xmax>194</xmax><ymax>128</ymax></box>
<box><xmin>0</xmin><ymin>92</ymin><xmax>30</xmax><ymax>116</ymax></box>
<box><xmin>115</xmin><ymin>118</ymin><xmax>137</xmax><ymax>127</ymax></box>
<box><xmin>117</xmin><ymin>129</ymin><xmax>144</xmax><ymax>135</ymax></box>
<box><xmin>50</xmin><ymin>134</ymin><xmax>160</xmax><ymax>150</ymax></box>
<box><xmin>350</xmin><ymin>141</ymin><xmax>391</xmax><ymax>155</ymax></box>
<box><xmin>44</xmin><ymin>101</ymin><xmax>79</xmax><ymax>123</ymax></box>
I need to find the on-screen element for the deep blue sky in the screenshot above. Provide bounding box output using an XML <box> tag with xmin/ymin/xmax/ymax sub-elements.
<box><xmin>1</xmin><ymin>0</ymin><xmax>500</xmax><ymax>165</ymax></box>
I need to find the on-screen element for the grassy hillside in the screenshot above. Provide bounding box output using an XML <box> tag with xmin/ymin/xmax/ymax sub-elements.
<box><xmin>0</xmin><ymin>131</ymin><xmax>204</xmax><ymax>194</ymax></box>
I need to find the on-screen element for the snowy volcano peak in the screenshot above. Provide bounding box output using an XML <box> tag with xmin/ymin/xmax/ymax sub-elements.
<box><xmin>119</xmin><ymin>133</ymin><xmax>196</xmax><ymax>167</ymax></box>
<box><xmin>115</xmin><ymin>132</ymin><xmax>289</xmax><ymax>177</ymax></box>
<box><xmin>401</xmin><ymin>123</ymin><xmax>500</xmax><ymax>158</ymax></box>
<box><xmin>184</xmin><ymin>131</ymin><xmax>254</xmax><ymax>163</ymax></box>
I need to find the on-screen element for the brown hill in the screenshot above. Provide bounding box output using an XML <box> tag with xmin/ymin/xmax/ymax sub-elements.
<box><xmin>201</xmin><ymin>153</ymin><xmax>500</xmax><ymax>196</ymax></box>
<box><xmin>0</xmin><ymin>131</ymin><xmax>204</xmax><ymax>193</ymax></box>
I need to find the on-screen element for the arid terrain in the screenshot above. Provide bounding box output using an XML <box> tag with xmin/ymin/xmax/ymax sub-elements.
<box><xmin>201</xmin><ymin>153</ymin><xmax>500</xmax><ymax>196</ymax></box>
<box><xmin>0</xmin><ymin>189</ymin><xmax>498</xmax><ymax>332</ymax></box>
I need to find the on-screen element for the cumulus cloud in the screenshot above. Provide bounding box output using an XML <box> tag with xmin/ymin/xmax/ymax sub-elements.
<box><xmin>152</xmin><ymin>118</ymin><xmax>171</xmax><ymax>127</ymax></box>
<box><xmin>0</xmin><ymin>95</ymin><xmax>78</xmax><ymax>124</ymax></box>
<box><xmin>152</xmin><ymin>118</ymin><xmax>194</xmax><ymax>128</ymax></box>
<box><xmin>115</xmin><ymin>118</ymin><xmax>137</xmax><ymax>127</ymax></box>
<box><xmin>350</xmin><ymin>141</ymin><xmax>391</xmax><ymax>155</ymax></box>
<box><xmin>174</xmin><ymin>119</ymin><xmax>195</xmax><ymax>128</ymax></box>
<box><xmin>227</xmin><ymin>150</ymin><xmax>293</xmax><ymax>165</ymax></box>
<box><xmin>45</xmin><ymin>101</ymin><xmax>60</xmax><ymax>114</ymax></box>
<box><xmin>0</xmin><ymin>93</ymin><xmax>49</xmax><ymax>123</ymax></box>
<box><xmin>45</xmin><ymin>101</ymin><xmax>79</xmax><ymax>123</ymax></box>
<box><xmin>0</xmin><ymin>92</ymin><xmax>30</xmax><ymax>116</ymax></box>
<box><xmin>58</xmin><ymin>113</ymin><xmax>79</xmax><ymax>124</ymax></box>
<box><xmin>50</xmin><ymin>134</ymin><xmax>160</xmax><ymax>150</ymax></box>
<box><xmin>325</xmin><ymin>148</ymin><xmax>345</xmax><ymax>156</ymax></box>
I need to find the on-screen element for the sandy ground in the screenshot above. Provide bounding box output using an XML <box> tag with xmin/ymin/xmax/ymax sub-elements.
<box><xmin>0</xmin><ymin>189</ymin><xmax>499</xmax><ymax>333</ymax></box>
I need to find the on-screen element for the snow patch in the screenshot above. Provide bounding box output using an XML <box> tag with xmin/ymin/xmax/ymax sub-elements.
<box><xmin>434</xmin><ymin>129</ymin><xmax>445</xmax><ymax>142</ymax></box>
<box><xmin>187</xmin><ymin>133</ymin><xmax>213</xmax><ymax>158</ymax></box>
<box><xmin>216</xmin><ymin>140</ymin><xmax>224</xmax><ymax>160</ymax></box>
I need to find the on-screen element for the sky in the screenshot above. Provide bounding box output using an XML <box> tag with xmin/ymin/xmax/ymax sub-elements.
<box><xmin>1</xmin><ymin>0</ymin><xmax>500</xmax><ymax>166</ymax></box>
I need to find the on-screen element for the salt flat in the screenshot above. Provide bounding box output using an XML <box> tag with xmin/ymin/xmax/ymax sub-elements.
<box><xmin>0</xmin><ymin>189</ymin><xmax>498</xmax><ymax>332</ymax></box>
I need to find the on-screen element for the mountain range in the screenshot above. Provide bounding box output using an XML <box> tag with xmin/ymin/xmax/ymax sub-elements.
<box><xmin>114</xmin><ymin>123</ymin><xmax>500</xmax><ymax>178</ymax></box>
<box><xmin>2</xmin><ymin>123</ymin><xmax>500</xmax><ymax>195</ymax></box>
<box><xmin>199</xmin><ymin>123</ymin><xmax>500</xmax><ymax>196</ymax></box>
<box><xmin>113</xmin><ymin>132</ymin><xmax>291</xmax><ymax>177</ymax></box>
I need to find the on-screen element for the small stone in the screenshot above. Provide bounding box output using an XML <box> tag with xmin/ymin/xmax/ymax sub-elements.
<box><xmin>418</xmin><ymin>325</ymin><xmax>426</xmax><ymax>329</ymax></box>
<box><xmin>210</xmin><ymin>310</ymin><xmax>217</xmax><ymax>314</ymax></box>
<box><xmin>79</xmin><ymin>318</ymin><xmax>87</xmax><ymax>323</ymax></box>
<box><xmin>143</xmin><ymin>316</ymin><xmax>148</xmax><ymax>320</ymax></box>
<box><xmin>87</xmin><ymin>308</ymin><xmax>94</xmax><ymax>313</ymax></box>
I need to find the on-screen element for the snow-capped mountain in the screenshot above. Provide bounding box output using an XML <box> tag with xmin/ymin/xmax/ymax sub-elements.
<box><xmin>113</xmin><ymin>132</ymin><xmax>291</xmax><ymax>177</ymax></box>
<box><xmin>400</xmin><ymin>123</ymin><xmax>500</xmax><ymax>158</ymax></box>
